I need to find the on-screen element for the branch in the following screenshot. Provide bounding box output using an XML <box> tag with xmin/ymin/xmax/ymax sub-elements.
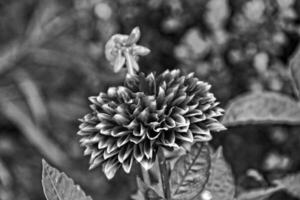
<box><xmin>0</xmin><ymin>99</ymin><xmax>70</xmax><ymax>168</ymax></box>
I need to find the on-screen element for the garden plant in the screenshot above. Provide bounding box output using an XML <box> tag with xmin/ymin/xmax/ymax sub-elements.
<box><xmin>41</xmin><ymin>27</ymin><xmax>300</xmax><ymax>200</ymax></box>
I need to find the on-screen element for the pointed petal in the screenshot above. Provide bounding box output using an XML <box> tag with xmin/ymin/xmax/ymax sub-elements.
<box><xmin>89</xmin><ymin>156</ymin><xmax>104</xmax><ymax>170</ymax></box>
<box><xmin>131</xmin><ymin>57</ymin><xmax>140</xmax><ymax>71</ymax></box>
<box><xmin>111</xmin><ymin>127</ymin><xmax>130</xmax><ymax>137</ymax></box>
<box><xmin>118</xmin><ymin>145</ymin><xmax>133</xmax><ymax>163</ymax></box>
<box><xmin>130</xmin><ymin>135</ymin><xmax>145</xmax><ymax>144</ymax></box>
<box><xmin>98</xmin><ymin>137</ymin><xmax>109</xmax><ymax>149</ymax></box>
<box><xmin>134</xmin><ymin>144</ymin><xmax>144</xmax><ymax>162</ymax></box>
<box><xmin>117</xmin><ymin>135</ymin><xmax>130</xmax><ymax>147</ymax></box>
<box><xmin>132</xmin><ymin>45</ymin><xmax>150</xmax><ymax>56</ymax></box>
<box><xmin>103</xmin><ymin>149</ymin><xmax>118</xmax><ymax>160</ymax></box>
<box><xmin>194</xmin><ymin>132</ymin><xmax>212</xmax><ymax>142</ymax></box>
<box><xmin>176</xmin><ymin>130</ymin><xmax>194</xmax><ymax>143</ymax></box>
<box><xmin>88</xmin><ymin>96</ymin><xmax>101</xmax><ymax>106</ymax></box>
<box><xmin>125</xmin><ymin>119</ymin><xmax>138</xmax><ymax>129</ymax></box>
<box><xmin>171</xmin><ymin>94</ymin><xmax>187</xmax><ymax>106</ymax></box>
<box><xmin>190</xmin><ymin>115</ymin><xmax>206</xmax><ymax>123</ymax></box>
<box><xmin>140</xmin><ymin>158</ymin><xmax>154</xmax><ymax>170</ymax></box>
<box><xmin>103</xmin><ymin>159</ymin><xmax>120</xmax><ymax>179</ymax></box>
<box><xmin>84</xmin><ymin>146</ymin><xmax>93</xmax><ymax>155</ymax></box>
<box><xmin>107</xmin><ymin>142</ymin><xmax>118</xmax><ymax>153</ymax></box>
<box><xmin>113</xmin><ymin>114</ymin><xmax>130</xmax><ymax>125</ymax></box>
<box><xmin>137</xmin><ymin>107</ymin><xmax>150</xmax><ymax>122</ymax></box>
<box><xmin>122</xmin><ymin>156</ymin><xmax>133</xmax><ymax>173</ymax></box>
<box><xmin>113</xmin><ymin>51</ymin><xmax>125</xmax><ymax>72</ymax></box>
<box><xmin>207</xmin><ymin>121</ymin><xmax>227</xmax><ymax>132</ymax></box>
<box><xmin>126</xmin><ymin>27</ymin><xmax>141</xmax><ymax>45</ymax></box>
<box><xmin>173</xmin><ymin>114</ymin><xmax>189</xmax><ymax>127</ymax></box>
<box><xmin>90</xmin><ymin>150</ymin><xmax>102</xmax><ymax>164</ymax></box>
<box><xmin>107</xmin><ymin>87</ymin><xmax>118</xmax><ymax>98</ymax></box>
<box><xmin>101</xmin><ymin>104</ymin><xmax>115</xmax><ymax>114</ymax></box>
<box><xmin>162</xmin><ymin>131</ymin><xmax>177</xmax><ymax>147</ymax></box>
<box><xmin>133</xmin><ymin>125</ymin><xmax>146</xmax><ymax>137</ymax></box>
<box><xmin>146</xmin><ymin>130</ymin><xmax>160</xmax><ymax>140</ymax></box>
<box><xmin>97</xmin><ymin>113</ymin><xmax>111</xmax><ymax>120</ymax></box>
<box><xmin>144</xmin><ymin>140</ymin><xmax>153</xmax><ymax>159</ymax></box>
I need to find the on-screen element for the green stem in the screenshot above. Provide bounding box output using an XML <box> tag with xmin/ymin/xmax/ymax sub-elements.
<box><xmin>141</xmin><ymin>166</ymin><xmax>151</xmax><ymax>186</ymax></box>
<box><xmin>158</xmin><ymin>148</ymin><xmax>171</xmax><ymax>200</ymax></box>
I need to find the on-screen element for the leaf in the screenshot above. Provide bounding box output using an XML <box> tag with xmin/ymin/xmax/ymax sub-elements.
<box><xmin>236</xmin><ymin>186</ymin><xmax>283</xmax><ymax>200</ymax></box>
<box><xmin>0</xmin><ymin>100</ymin><xmax>70</xmax><ymax>167</ymax></box>
<box><xmin>273</xmin><ymin>173</ymin><xmax>300</xmax><ymax>198</ymax></box>
<box><xmin>170</xmin><ymin>143</ymin><xmax>210</xmax><ymax>200</ymax></box>
<box><xmin>202</xmin><ymin>147</ymin><xmax>235</xmax><ymax>200</ymax></box>
<box><xmin>42</xmin><ymin>160</ymin><xmax>93</xmax><ymax>200</ymax></box>
<box><xmin>289</xmin><ymin>46</ymin><xmax>300</xmax><ymax>98</ymax></box>
<box><xmin>13</xmin><ymin>69</ymin><xmax>49</xmax><ymax>125</ymax></box>
<box><xmin>131</xmin><ymin>177</ymin><xmax>164</xmax><ymax>200</ymax></box>
<box><xmin>222</xmin><ymin>92</ymin><xmax>300</xmax><ymax>126</ymax></box>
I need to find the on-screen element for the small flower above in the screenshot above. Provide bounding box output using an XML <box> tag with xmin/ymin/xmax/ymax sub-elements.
<box><xmin>105</xmin><ymin>27</ymin><xmax>150</xmax><ymax>75</ymax></box>
<box><xmin>78</xmin><ymin>70</ymin><xmax>226</xmax><ymax>179</ymax></box>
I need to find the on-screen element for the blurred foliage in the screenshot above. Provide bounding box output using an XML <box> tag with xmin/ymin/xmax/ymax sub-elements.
<box><xmin>1</xmin><ymin>0</ymin><xmax>300</xmax><ymax>200</ymax></box>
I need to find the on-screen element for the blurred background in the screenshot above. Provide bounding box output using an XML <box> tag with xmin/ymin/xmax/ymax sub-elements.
<box><xmin>0</xmin><ymin>0</ymin><xmax>300</xmax><ymax>199</ymax></box>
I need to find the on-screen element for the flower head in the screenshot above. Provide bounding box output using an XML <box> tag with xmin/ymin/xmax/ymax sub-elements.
<box><xmin>105</xmin><ymin>27</ymin><xmax>150</xmax><ymax>75</ymax></box>
<box><xmin>78</xmin><ymin>70</ymin><xmax>225</xmax><ymax>179</ymax></box>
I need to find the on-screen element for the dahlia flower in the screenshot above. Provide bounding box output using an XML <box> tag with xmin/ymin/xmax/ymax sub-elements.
<box><xmin>78</xmin><ymin>70</ymin><xmax>225</xmax><ymax>179</ymax></box>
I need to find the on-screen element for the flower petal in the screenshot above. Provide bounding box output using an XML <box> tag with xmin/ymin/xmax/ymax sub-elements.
<box><xmin>161</xmin><ymin>131</ymin><xmax>177</xmax><ymax>147</ymax></box>
<box><xmin>113</xmin><ymin>51</ymin><xmax>125</xmax><ymax>72</ymax></box>
<box><xmin>140</xmin><ymin>158</ymin><xmax>154</xmax><ymax>170</ymax></box>
<box><xmin>144</xmin><ymin>140</ymin><xmax>153</xmax><ymax>159</ymax></box>
<box><xmin>132</xmin><ymin>45</ymin><xmax>150</xmax><ymax>56</ymax></box>
<box><xmin>103</xmin><ymin>158</ymin><xmax>120</xmax><ymax>179</ymax></box>
<box><xmin>126</xmin><ymin>27</ymin><xmax>141</xmax><ymax>45</ymax></box>
<box><xmin>117</xmin><ymin>134</ymin><xmax>130</xmax><ymax>147</ymax></box>
<box><xmin>176</xmin><ymin>130</ymin><xmax>194</xmax><ymax>143</ymax></box>
<box><xmin>89</xmin><ymin>156</ymin><xmax>104</xmax><ymax>170</ymax></box>
<box><xmin>113</xmin><ymin>114</ymin><xmax>130</xmax><ymax>125</ymax></box>
<box><xmin>118</xmin><ymin>144</ymin><xmax>133</xmax><ymax>163</ymax></box>
<box><xmin>134</xmin><ymin>144</ymin><xmax>144</xmax><ymax>162</ymax></box>
<box><xmin>122</xmin><ymin>156</ymin><xmax>133</xmax><ymax>173</ymax></box>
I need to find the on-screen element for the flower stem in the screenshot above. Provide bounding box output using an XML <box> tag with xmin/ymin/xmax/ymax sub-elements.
<box><xmin>157</xmin><ymin>148</ymin><xmax>171</xmax><ymax>200</ymax></box>
<box><xmin>141</xmin><ymin>166</ymin><xmax>151</xmax><ymax>186</ymax></box>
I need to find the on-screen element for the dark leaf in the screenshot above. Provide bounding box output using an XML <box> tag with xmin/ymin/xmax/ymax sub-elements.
<box><xmin>236</xmin><ymin>186</ymin><xmax>283</xmax><ymax>200</ymax></box>
<box><xmin>222</xmin><ymin>92</ymin><xmax>300</xmax><ymax>126</ymax></box>
<box><xmin>202</xmin><ymin>147</ymin><xmax>235</xmax><ymax>200</ymax></box>
<box><xmin>42</xmin><ymin>160</ymin><xmax>93</xmax><ymax>200</ymax></box>
<box><xmin>170</xmin><ymin>143</ymin><xmax>210</xmax><ymax>200</ymax></box>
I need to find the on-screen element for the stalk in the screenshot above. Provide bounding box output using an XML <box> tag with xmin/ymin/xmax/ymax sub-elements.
<box><xmin>139</xmin><ymin>148</ymin><xmax>171</xmax><ymax>200</ymax></box>
<box><xmin>157</xmin><ymin>148</ymin><xmax>171</xmax><ymax>200</ymax></box>
<box><xmin>141</xmin><ymin>166</ymin><xmax>151</xmax><ymax>186</ymax></box>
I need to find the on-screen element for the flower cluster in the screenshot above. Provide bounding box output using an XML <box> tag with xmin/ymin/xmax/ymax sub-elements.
<box><xmin>78</xmin><ymin>69</ymin><xmax>225</xmax><ymax>179</ymax></box>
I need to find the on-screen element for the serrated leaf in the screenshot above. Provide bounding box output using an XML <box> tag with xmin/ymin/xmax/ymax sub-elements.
<box><xmin>131</xmin><ymin>177</ymin><xmax>164</xmax><ymax>200</ymax></box>
<box><xmin>222</xmin><ymin>92</ymin><xmax>300</xmax><ymax>126</ymax></box>
<box><xmin>202</xmin><ymin>147</ymin><xmax>235</xmax><ymax>200</ymax></box>
<box><xmin>41</xmin><ymin>160</ymin><xmax>93</xmax><ymax>200</ymax></box>
<box><xmin>236</xmin><ymin>186</ymin><xmax>283</xmax><ymax>200</ymax></box>
<box><xmin>289</xmin><ymin>46</ymin><xmax>300</xmax><ymax>98</ymax></box>
<box><xmin>170</xmin><ymin>143</ymin><xmax>210</xmax><ymax>200</ymax></box>
<box><xmin>273</xmin><ymin>173</ymin><xmax>300</xmax><ymax>198</ymax></box>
